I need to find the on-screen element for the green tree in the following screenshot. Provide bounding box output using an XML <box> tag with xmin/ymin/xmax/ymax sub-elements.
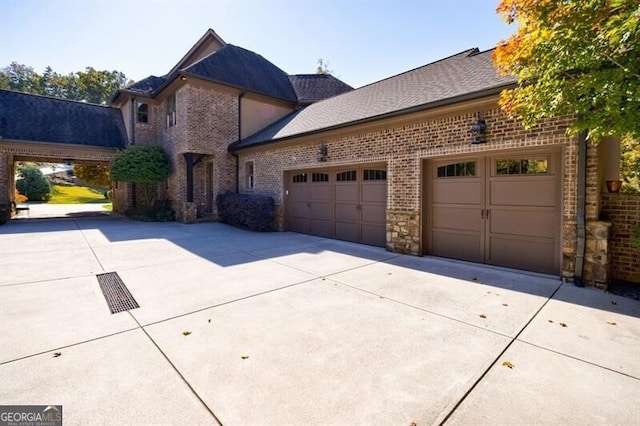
<box><xmin>620</xmin><ymin>136</ymin><xmax>640</xmax><ymax>192</ymax></box>
<box><xmin>110</xmin><ymin>145</ymin><xmax>170</xmax><ymax>208</ymax></box>
<box><xmin>0</xmin><ymin>63</ymin><xmax>130</xmax><ymax>104</ymax></box>
<box><xmin>73</xmin><ymin>164</ymin><xmax>111</xmax><ymax>187</ymax></box>
<box><xmin>494</xmin><ymin>0</ymin><xmax>640</xmax><ymax>140</ymax></box>
<box><xmin>16</xmin><ymin>163</ymin><xmax>51</xmax><ymax>201</ymax></box>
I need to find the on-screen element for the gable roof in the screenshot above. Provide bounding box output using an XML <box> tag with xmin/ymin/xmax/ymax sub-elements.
<box><xmin>231</xmin><ymin>48</ymin><xmax>517</xmax><ymax>150</ymax></box>
<box><xmin>0</xmin><ymin>90</ymin><xmax>127</xmax><ymax>149</ymax></box>
<box><xmin>288</xmin><ymin>74</ymin><xmax>354</xmax><ymax>104</ymax></box>
<box><xmin>183</xmin><ymin>44</ymin><xmax>298</xmax><ymax>102</ymax></box>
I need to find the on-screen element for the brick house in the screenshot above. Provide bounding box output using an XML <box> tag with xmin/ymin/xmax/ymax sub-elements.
<box><xmin>1</xmin><ymin>29</ymin><xmax>636</xmax><ymax>285</ymax></box>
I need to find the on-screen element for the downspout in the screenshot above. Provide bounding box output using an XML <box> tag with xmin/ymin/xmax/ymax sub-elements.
<box><xmin>130</xmin><ymin>97</ymin><xmax>137</xmax><ymax>207</ymax></box>
<box><xmin>130</xmin><ymin>97</ymin><xmax>136</xmax><ymax>145</ymax></box>
<box><xmin>233</xmin><ymin>91</ymin><xmax>246</xmax><ymax>194</ymax></box>
<box><xmin>573</xmin><ymin>129</ymin><xmax>588</xmax><ymax>287</ymax></box>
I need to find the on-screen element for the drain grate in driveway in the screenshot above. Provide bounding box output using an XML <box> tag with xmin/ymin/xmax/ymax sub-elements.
<box><xmin>96</xmin><ymin>272</ymin><xmax>139</xmax><ymax>314</ymax></box>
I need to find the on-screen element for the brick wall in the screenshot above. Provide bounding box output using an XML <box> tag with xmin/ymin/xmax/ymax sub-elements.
<box><xmin>237</xmin><ymin>101</ymin><xmax>585</xmax><ymax>278</ymax></box>
<box><xmin>127</xmin><ymin>84</ymin><xmax>239</xmax><ymax>216</ymax></box>
<box><xmin>601</xmin><ymin>193</ymin><xmax>640</xmax><ymax>283</ymax></box>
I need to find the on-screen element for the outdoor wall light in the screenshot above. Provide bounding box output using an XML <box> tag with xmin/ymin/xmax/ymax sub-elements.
<box><xmin>471</xmin><ymin>117</ymin><xmax>487</xmax><ymax>144</ymax></box>
<box><xmin>317</xmin><ymin>144</ymin><xmax>328</xmax><ymax>162</ymax></box>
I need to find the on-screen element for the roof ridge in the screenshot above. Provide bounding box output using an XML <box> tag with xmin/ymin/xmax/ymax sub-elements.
<box><xmin>181</xmin><ymin>44</ymin><xmax>230</xmax><ymax>72</ymax></box>
<box><xmin>0</xmin><ymin>88</ymin><xmax>116</xmax><ymax>109</ymax></box>
<box><xmin>353</xmin><ymin>47</ymin><xmax>480</xmax><ymax>91</ymax></box>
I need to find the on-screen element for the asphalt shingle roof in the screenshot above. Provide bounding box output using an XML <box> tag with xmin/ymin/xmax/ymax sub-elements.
<box><xmin>231</xmin><ymin>49</ymin><xmax>517</xmax><ymax>150</ymax></box>
<box><xmin>0</xmin><ymin>90</ymin><xmax>127</xmax><ymax>149</ymax></box>
<box><xmin>184</xmin><ymin>44</ymin><xmax>298</xmax><ymax>102</ymax></box>
<box><xmin>125</xmin><ymin>75</ymin><xmax>167</xmax><ymax>96</ymax></box>
<box><xmin>288</xmin><ymin>74</ymin><xmax>353</xmax><ymax>104</ymax></box>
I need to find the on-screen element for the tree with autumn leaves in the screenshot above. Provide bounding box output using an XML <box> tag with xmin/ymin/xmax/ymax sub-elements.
<box><xmin>494</xmin><ymin>0</ymin><xmax>639</xmax><ymax>190</ymax></box>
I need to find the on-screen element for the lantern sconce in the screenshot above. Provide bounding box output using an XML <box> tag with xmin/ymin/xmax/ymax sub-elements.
<box><xmin>470</xmin><ymin>116</ymin><xmax>487</xmax><ymax>144</ymax></box>
<box><xmin>317</xmin><ymin>144</ymin><xmax>328</xmax><ymax>162</ymax></box>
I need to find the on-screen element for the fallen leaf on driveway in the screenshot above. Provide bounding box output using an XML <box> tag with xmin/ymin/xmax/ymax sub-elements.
<box><xmin>409</xmin><ymin>422</ymin><xmax>417</xmax><ymax>426</ymax></box>
<box><xmin>479</xmin><ymin>314</ymin><xmax>487</xmax><ymax>318</ymax></box>
<box><xmin>208</xmin><ymin>319</ymin><xmax>211</xmax><ymax>323</ymax></box>
<box><xmin>182</xmin><ymin>331</ymin><xmax>192</xmax><ymax>336</ymax></box>
<box><xmin>548</xmin><ymin>320</ymin><xmax>554</xmax><ymax>323</ymax></box>
<box><xmin>611</xmin><ymin>301</ymin><xmax>618</xmax><ymax>305</ymax></box>
<box><xmin>241</xmin><ymin>355</ymin><xmax>249</xmax><ymax>360</ymax></box>
<box><xmin>53</xmin><ymin>352</ymin><xmax>61</xmax><ymax>358</ymax></box>
<box><xmin>502</xmin><ymin>303</ymin><xmax>508</xmax><ymax>307</ymax></box>
<box><xmin>502</xmin><ymin>361</ymin><xmax>514</xmax><ymax>369</ymax></box>
<box><xmin>559</xmin><ymin>323</ymin><xmax>568</xmax><ymax>328</ymax></box>
<box><xmin>606</xmin><ymin>321</ymin><xmax>617</xmax><ymax>326</ymax></box>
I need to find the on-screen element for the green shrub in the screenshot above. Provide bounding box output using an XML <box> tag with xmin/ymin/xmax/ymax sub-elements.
<box><xmin>216</xmin><ymin>192</ymin><xmax>275</xmax><ymax>231</ymax></box>
<box><xmin>110</xmin><ymin>145</ymin><xmax>170</xmax><ymax>208</ymax></box>
<box><xmin>16</xmin><ymin>164</ymin><xmax>51</xmax><ymax>201</ymax></box>
<box><xmin>130</xmin><ymin>206</ymin><xmax>175</xmax><ymax>222</ymax></box>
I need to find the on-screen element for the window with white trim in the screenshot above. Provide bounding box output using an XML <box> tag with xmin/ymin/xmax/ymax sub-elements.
<box><xmin>137</xmin><ymin>102</ymin><xmax>149</xmax><ymax>123</ymax></box>
<box><xmin>245</xmin><ymin>161</ymin><xmax>254</xmax><ymax>190</ymax></box>
<box><xmin>166</xmin><ymin>92</ymin><xmax>176</xmax><ymax>128</ymax></box>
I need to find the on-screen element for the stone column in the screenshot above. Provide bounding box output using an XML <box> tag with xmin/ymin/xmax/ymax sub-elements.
<box><xmin>583</xmin><ymin>220</ymin><xmax>611</xmax><ymax>289</ymax></box>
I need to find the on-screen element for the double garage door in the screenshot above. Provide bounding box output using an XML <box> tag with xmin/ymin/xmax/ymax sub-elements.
<box><xmin>286</xmin><ymin>166</ymin><xmax>387</xmax><ymax>246</ymax></box>
<box><xmin>427</xmin><ymin>149</ymin><xmax>561</xmax><ymax>274</ymax></box>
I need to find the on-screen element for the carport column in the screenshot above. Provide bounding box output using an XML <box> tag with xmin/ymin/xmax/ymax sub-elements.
<box><xmin>0</xmin><ymin>151</ymin><xmax>10</xmax><ymax>206</ymax></box>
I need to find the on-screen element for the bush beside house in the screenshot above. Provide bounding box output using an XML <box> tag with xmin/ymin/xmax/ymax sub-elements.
<box><xmin>216</xmin><ymin>192</ymin><xmax>275</xmax><ymax>231</ymax></box>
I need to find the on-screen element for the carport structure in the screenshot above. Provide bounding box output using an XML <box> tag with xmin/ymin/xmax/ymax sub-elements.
<box><xmin>0</xmin><ymin>89</ymin><xmax>127</xmax><ymax>210</ymax></box>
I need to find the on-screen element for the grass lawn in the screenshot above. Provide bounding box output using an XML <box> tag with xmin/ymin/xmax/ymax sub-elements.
<box><xmin>48</xmin><ymin>185</ymin><xmax>110</xmax><ymax>204</ymax></box>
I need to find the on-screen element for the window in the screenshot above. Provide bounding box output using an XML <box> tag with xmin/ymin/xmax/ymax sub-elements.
<box><xmin>312</xmin><ymin>173</ymin><xmax>329</xmax><ymax>182</ymax></box>
<box><xmin>437</xmin><ymin>161</ymin><xmax>476</xmax><ymax>178</ymax></box>
<box><xmin>336</xmin><ymin>170</ymin><xmax>357</xmax><ymax>181</ymax></box>
<box><xmin>166</xmin><ymin>92</ymin><xmax>176</xmax><ymax>128</ymax></box>
<box><xmin>137</xmin><ymin>102</ymin><xmax>149</xmax><ymax>123</ymax></box>
<box><xmin>364</xmin><ymin>169</ymin><xmax>387</xmax><ymax>180</ymax></box>
<box><xmin>292</xmin><ymin>173</ymin><xmax>307</xmax><ymax>183</ymax></box>
<box><xmin>496</xmin><ymin>158</ymin><xmax>548</xmax><ymax>175</ymax></box>
<box><xmin>245</xmin><ymin>161</ymin><xmax>254</xmax><ymax>190</ymax></box>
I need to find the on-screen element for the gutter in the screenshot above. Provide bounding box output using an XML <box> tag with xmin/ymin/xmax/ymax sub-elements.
<box><xmin>228</xmin><ymin>82</ymin><xmax>517</xmax><ymax>152</ymax></box>
<box><xmin>574</xmin><ymin>129</ymin><xmax>588</xmax><ymax>287</ymax></box>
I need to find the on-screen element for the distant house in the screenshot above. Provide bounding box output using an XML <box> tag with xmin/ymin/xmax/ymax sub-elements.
<box><xmin>0</xmin><ymin>28</ymin><xmax>635</xmax><ymax>285</ymax></box>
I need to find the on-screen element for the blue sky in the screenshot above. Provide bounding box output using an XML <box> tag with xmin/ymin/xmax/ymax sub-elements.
<box><xmin>0</xmin><ymin>0</ymin><xmax>514</xmax><ymax>88</ymax></box>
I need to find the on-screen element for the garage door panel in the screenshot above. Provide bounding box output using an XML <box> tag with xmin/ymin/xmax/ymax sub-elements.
<box><xmin>490</xmin><ymin>179</ymin><xmax>556</xmax><ymax>206</ymax></box>
<box><xmin>361</xmin><ymin>204</ymin><xmax>385</xmax><ymax>223</ymax></box>
<box><xmin>432</xmin><ymin>180</ymin><xmax>482</xmax><ymax>204</ymax></box>
<box><xmin>290</xmin><ymin>217</ymin><xmax>309</xmax><ymax>234</ymax></box>
<box><xmin>335</xmin><ymin>221</ymin><xmax>358</xmax><ymax>242</ymax></box>
<box><xmin>310</xmin><ymin>219</ymin><xmax>331</xmax><ymax>237</ymax></box>
<box><xmin>489</xmin><ymin>208</ymin><xmax>556</xmax><ymax>238</ymax></box>
<box><xmin>361</xmin><ymin>183</ymin><xmax>386</xmax><ymax>203</ymax></box>
<box><xmin>311</xmin><ymin>202</ymin><xmax>331</xmax><ymax>219</ymax></box>
<box><xmin>335</xmin><ymin>184</ymin><xmax>358</xmax><ymax>201</ymax></box>
<box><xmin>432</xmin><ymin>206</ymin><xmax>481</xmax><ymax>232</ymax></box>
<box><xmin>487</xmin><ymin>236</ymin><xmax>556</xmax><ymax>274</ymax></box>
<box><xmin>291</xmin><ymin>201</ymin><xmax>309</xmax><ymax>216</ymax></box>
<box><xmin>361</xmin><ymin>223</ymin><xmax>386</xmax><ymax>246</ymax></box>
<box><xmin>311</xmin><ymin>185</ymin><xmax>330</xmax><ymax>201</ymax></box>
<box><xmin>431</xmin><ymin>230</ymin><xmax>482</xmax><ymax>263</ymax></box>
<box><xmin>335</xmin><ymin>203</ymin><xmax>358</xmax><ymax>221</ymax></box>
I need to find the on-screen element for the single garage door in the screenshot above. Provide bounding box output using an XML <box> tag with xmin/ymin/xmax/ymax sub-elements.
<box><xmin>287</xmin><ymin>166</ymin><xmax>387</xmax><ymax>246</ymax></box>
<box><xmin>426</xmin><ymin>149</ymin><xmax>561</xmax><ymax>274</ymax></box>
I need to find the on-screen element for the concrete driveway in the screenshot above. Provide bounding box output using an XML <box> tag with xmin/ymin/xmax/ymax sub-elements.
<box><xmin>0</xmin><ymin>217</ymin><xmax>638</xmax><ymax>425</ymax></box>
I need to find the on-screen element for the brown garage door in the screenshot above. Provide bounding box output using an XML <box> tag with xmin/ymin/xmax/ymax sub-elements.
<box><xmin>287</xmin><ymin>166</ymin><xmax>387</xmax><ymax>246</ymax></box>
<box><xmin>427</xmin><ymin>149</ymin><xmax>561</xmax><ymax>274</ymax></box>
